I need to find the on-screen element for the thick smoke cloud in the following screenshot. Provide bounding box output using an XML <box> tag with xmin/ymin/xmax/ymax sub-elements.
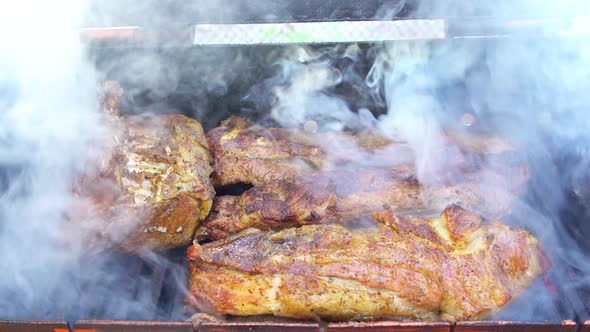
<box><xmin>0</xmin><ymin>0</ymin><xmax>102</xmax><ymax>319</ymax></box>
<box><xmin>0</xmin><ymin>0</ymin><xmax>192</xmax><ymax>321</ymax></box>
<box><xmin>407</xmin><ymin>1</ymin><xmax>590</xmax><ymax>320</ymax></box>
<box><xmin>255</xmin><ymin>2</ymin><xmax>590</xmax><ymax>321</ymax></box>
<box><xmin>2</xmin><ymin>0</ymin><xmax>590</xmax><ymax>323</ymax></box>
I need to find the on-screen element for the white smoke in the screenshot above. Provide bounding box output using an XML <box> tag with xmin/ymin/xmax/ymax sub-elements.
<box><xmin>3</xmin><ymin>0</ymin><xmax>590</xmax><ymax>323</ymax></box>
<box><xmin>269</xmin><ymin>45</ymin><xmax>370</xmax><ymax>131</ymax></box>
<box><xmin>0</xmin><ymin>0</ymin><xmax>191</xmax><ymax>321</ymax></box>
<box><xmin>0</xmin><ymin>0</ymin><xmax>103</xmax><ymax>318</ymax></box>
<box><xmin>251</xmin><ymin>2</ymin><xmax>590</xmax><ymax>321</ymax></box>
<box><xmin>363</xmin><ymin>33</ymin><xmax>590</xmax><ymax>320</ymax></box>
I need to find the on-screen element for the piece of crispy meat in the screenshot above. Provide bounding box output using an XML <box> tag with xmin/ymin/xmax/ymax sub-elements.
<box><xmin>195</xmin><ymin>166</ymin><xmax>528</xmax><ymax>241</ymax></box>
<box><xmin>67</xmin><ymin>82</ymin><xmax>215</xmax><ymax>252</ymax></box>
<box><xmin>207</xmin><ymin>117</ymin><xmax>527</xmax><ymax>188</ymax></box>
<box><xmin>200</xmin><ymin>116</ymin><xmax>529</xmax><ymax>240</ymax></box>
<box><xmin>207</xmin><ymin>117</ymin><xmax>326</xmax><ymax>187</ymax></box>
<box><xmin>187</xmin><ymin>204</ymin><xmax>550</xmax><ymax>322</ymax></box>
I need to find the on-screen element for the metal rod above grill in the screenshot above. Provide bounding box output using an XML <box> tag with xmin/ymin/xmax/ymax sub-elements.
<box><xmin>80</xmin><ymin>17</ymin><xmax>590</xmax><ymax>46</ymax></box>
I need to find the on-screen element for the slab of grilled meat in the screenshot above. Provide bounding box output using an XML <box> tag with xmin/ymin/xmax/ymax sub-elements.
<box><xmin>67</xmin><ymin>82</ymin><xmax>215</xmax><ymax>252</ymax></box>
<box><xmin>207</xmin><ymin>116</ymin><xmax>526</xmax><ymax>188</ymax></box>
<box><xmin>207</xmin><ymin>117</ymin><xmax>326</xmax><ymax>187</ymax></box>
<box><xmin>195</xmin><ymin>165</ymin><xmax>528</xmax><ymax>241</ymax></box>
<box><xmin>200</xmin><ymin>116</ymin><xmax>529</xmax><ymax>240</ymax></box>
<box><xmin>187</xmin><ymin>204</ymin><xmax>549</xmax><ymax>322</ymax></box>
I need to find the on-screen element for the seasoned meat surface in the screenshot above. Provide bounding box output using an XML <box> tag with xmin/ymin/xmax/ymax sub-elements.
<box><xmin>196</xmin><ymin>167</ymin><xmax>527</xmax><ymax>241</ymax></box>
<box><xmin>195</xmin><ymin>173</ymin><xmax>338</xmax><ymax>240</ymax></box>
<box><xmin>207</xmin><ymin>117</ymin><xmax>326</xmax><ymax>187</ymax></box>
<box><xmin>207</xmin><ymin>117</ymin><xmax>526</xmax><ymax>188</ymax></box>
<box><xmin>68</xmin><ymin>83</ymin><xmax>215</xmax><ymax>252</ymax></box>
<box><xmin>187</xmin><ymin>205</ymin><xmax>549</xmax><ymax>322</ymax></box>
<box><xmin>203</xmin><ymin>117</ymin><xmax>529</xmax><ymax>239</ymax></box>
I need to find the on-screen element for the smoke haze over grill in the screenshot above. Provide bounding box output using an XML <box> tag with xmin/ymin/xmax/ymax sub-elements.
<box><xmin>377</xmin><ymin>1</ymin><xmax>590</xmax><ymax>320</ymax></box>
<box><xmin>0</xmin><ymin>0</ymin><xmax>197</xmax><ymax>321</ymax></box>
<box><xmin>0</xmin><ymin>0</ymin><xmax>111</xmax><ymax>319</ymax></box>
<box><xmin>2</xmin><ymin>0</ymin><xmax>590</xmax><ymax>323</ymax></box>
<box><xmin>246</xmin><ymin>1</ymin><xmax>590</xmax><ymax>322</ymax></box>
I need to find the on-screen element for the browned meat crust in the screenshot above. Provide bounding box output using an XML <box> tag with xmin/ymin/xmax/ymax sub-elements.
<box><xmin>195</xmin><ymin>174</ymin><xmax>338</xmax><ymax>241</ymax></box>
<box><xmin>195</xmin><ymin>166</ymin><xmax>528</xmax><ymax>241</ymax></box>
<box><xmin>67</xmin><ymin>83</ymin><xmax>215</xmax><ymax>252</ymax></box>
<box><xmin>207</xmin><ymin>117</ymin><xmax>326</xmax><ymax>187</ymax></box>
<box><xmin>207</xmin><ymin>117</ymin><xmax>526</xmax><ymax>189</ymax></box>
<box><xmin>202</xmin><ymin>117</ymin><xmax>529</xmax><ymax>240</ymax></box>
<box><xmin>187</xmin><ymin>205</ymin><xmax>550</xmax><ymax>322</ymax></box>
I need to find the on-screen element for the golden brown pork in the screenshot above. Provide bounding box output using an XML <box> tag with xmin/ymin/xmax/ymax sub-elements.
<box><xmin>200</xmin><ymin>116</ymin><xmax>529</xmax><ymax>241</ymax></box>
<box><xmin>187</xmin><ymin>205</ymin><xmax>550</xmax><ymax>322</ymax></box>
<box><xmin>207</xmin><ymin>117</ymin><xmax>526</xmax><ymax>188</ymax></box>
<box><xmin>67</xmin><ymin>83</ymin><xmax>215</xmax><ymax>252</ymax></box>
<box><xmin>207</xmin><ymin>117</ymin><xmax>326</xmax><ymax>187</ymax></box>
<box><xmin>195</xmin><ymin>166</ymin><xmax>527</xmax><ymax>241</ymax></box>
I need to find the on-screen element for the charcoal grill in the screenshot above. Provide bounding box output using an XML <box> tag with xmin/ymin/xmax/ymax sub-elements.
<box><xmin>3</xmin><ymin>0</ymin><xmax>590</xmax><ymax>330</ymax></box>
